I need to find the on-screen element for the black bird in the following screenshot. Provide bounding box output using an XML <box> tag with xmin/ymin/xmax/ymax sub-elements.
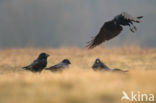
<box><xmin>23</xmin><ymin>53</ymin><xmax>49</xmax><ymax>72</ymax></box>
<box><xmin>87</xmin><ymin>12</ymin><xmax>143</xmax><ymax>49</ymax></box>
<box><xmin>92</xmin><ymin>58</ymin><xmax>128</xmax><ymax>72</ymax></box>
<box><xmin>92</xmin><ymin>58</ymin><xmax>110</xmax><ymax>71</ymax></box>
<box><xmin>46</xmin><ymin>59</ymin><xmax>71</xmax><ymax>72</ymax></box>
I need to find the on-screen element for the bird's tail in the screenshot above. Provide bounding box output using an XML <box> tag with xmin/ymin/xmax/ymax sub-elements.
<box><xmin>22</xmin><ymin>66</ymin><xmax>30</xmax><ymax>70</ymax></box>
<box><xmin>112</xmin><ymin>68</ymin><xmax>129</xmax><ymax>72</ymax></box>
<box><xmin>123</xmin><ymin>70</ymin><xmax>129</xmax><ymax>72</ymax></box>
<box><xmin>134</xmin><ymin>16</ymin><xmax>143</xmax><ymax>23</ymax></box>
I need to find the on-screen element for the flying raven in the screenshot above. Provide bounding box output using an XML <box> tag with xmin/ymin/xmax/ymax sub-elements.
<box><xmin>23</xmin><ymin>53</ymin><xmax>49</xmax><ymax>72</ymax></box>
<box><xmin>87</xmin><ymin>12</ymin><xmax>143</xmax><ymax>49</ymax></box>
<box><xmin>46</xmin><ymin>59</ymin><xmax>71</xmax><ymax>72</ymax></box>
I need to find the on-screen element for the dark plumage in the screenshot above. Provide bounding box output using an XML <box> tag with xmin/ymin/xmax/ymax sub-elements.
<box><xmin>46</xmin><ymin>59</ymin><xmax>71</xmax><ymax>72</ymax></box>
<box><xmin>23</xmin><ymin>53</ymin><xmax>49</xmax><ymax>72</ymax></box>
<box><xmin>111</xmin><ymin>68</ymin><xmax>128</xmax><ymax>72</ymax></box>
<box><xmin>92</xmin><ymin>58</ymin><xmax>110</xmax><ymax>71</ymax></box>
<box><xmin>92</xmin><ymin>58</ymin><xmax>128</xmax><ymax>72</ymax></box>
<box><xmin>87</xmin><ymin>12</ymin><xmax>143</xmax><ymax>49</ymax></box>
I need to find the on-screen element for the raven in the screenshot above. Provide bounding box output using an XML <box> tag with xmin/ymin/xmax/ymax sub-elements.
<box><xmin>92</xmin><ymin>58</ymin><xmax>128</xmax><ymax>72</ymax></box>
<box><xmin>23</xmin><ymin>53</ymin><xmax>49</xmax><ymax>72</ymax></box>
<box><xmin>46</xmin><ymin>59</ymin><xmax>71</xmax><ymax>72</ymax></box>
<box><xmin>92</xmin><ymin>58</ymin><xmax>110</xmax><ymax>71</ymax></box>
<box><xmin>87</xmin><ymin>12</ymin><xmax>143</xmax><ymax>49</ymax></box>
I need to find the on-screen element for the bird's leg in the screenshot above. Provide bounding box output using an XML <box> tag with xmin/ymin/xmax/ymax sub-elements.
<box><xmin>128</xmin><ymin>24</ymin><xmax>135</xmax><ymax>32</ymax></box>
<box><xmin>133</xmin><ymin>25</ymin><xmax>137</xmax><ymax>31</ymax></box>
<box><xmin>130</xmin><ymin>22</ymin><xmax>137</xmax><ymax>31</ymax></box>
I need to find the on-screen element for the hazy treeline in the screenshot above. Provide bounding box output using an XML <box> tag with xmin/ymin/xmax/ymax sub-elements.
<box><xmin>0</xmin><ymin>0</ymin><xmax>156</xmax><ymax>48</ymax></box>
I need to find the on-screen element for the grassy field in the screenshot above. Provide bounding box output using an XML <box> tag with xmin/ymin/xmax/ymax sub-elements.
<box><xmin>0</xmin><ymin>47</ymin><xmax>156</xmax><ymax>103</ymax></box>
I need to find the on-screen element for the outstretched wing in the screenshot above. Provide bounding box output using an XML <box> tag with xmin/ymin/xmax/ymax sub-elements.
<box><xmin>121</xmin><ymin>12</ymin><xmax>143</xmax><ymax>23</ymax></box>
<box><xmin>87</xmin><ymin>21</ymin><xmax>123</xmax><ymax>49</ymax></box>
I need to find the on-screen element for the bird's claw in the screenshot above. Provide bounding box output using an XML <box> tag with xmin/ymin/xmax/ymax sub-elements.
<box><xmin>130</xmin><ymin>28</ymin><xmax>135</xmax><ymax>32</ymax></box>
<box><xmin>133</xmin><ymin>26</ymin><xmax>137</xmax><ymax>31</ymax></box>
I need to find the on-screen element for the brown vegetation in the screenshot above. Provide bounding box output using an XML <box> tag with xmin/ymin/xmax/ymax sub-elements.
<box><xmin>0</xmin><ymin>47</ymin><xmax>156</xmax><ymax>103</ymax></box>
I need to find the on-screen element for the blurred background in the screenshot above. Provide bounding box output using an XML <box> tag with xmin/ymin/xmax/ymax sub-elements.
<box><xmin>0</xmin><ymin>0</ymin><xmax>155</xmax><ymax>48</ymax></box>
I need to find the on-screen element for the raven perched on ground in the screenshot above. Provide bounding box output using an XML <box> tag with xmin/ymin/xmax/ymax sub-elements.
<box><xmin>23</xmin><ymin>53</ymin><xmax>49</xmax><ymax>72</ymax></box>
<box><xmin>92</xmin><ymin>58</ymin><xmax>128</xmax><ymax>72</ymax></box>
<box><xmin>87</xmin><ymin>12</ymin><xmax>143</xmax><ymax>49</ymax></box>
<box><xmin>46</xmin><ymin>59</ymin><xmax>71</xmax><ymax>72</ymax></box>
<box><xmin>92</xmin><ymin>58</ymin><xmax>110</xmax><ymax>71</ymax></box>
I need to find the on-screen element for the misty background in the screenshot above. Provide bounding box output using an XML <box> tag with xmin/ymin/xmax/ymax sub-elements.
<box><xmin>0</xmin><ymin>0</ymin><xmax>156</xmax><ymax>48</ymax></box>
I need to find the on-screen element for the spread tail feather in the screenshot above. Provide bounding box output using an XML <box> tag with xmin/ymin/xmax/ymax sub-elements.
<box><xmin>22</xmin><ymin>66</ymin><xmax>30</xmax><ymax>70</ymax></box>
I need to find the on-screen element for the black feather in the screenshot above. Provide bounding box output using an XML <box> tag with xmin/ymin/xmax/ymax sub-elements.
<box><xmin>92</xmin><ymin>58</ymin><xmax>110</xmax><ymax>71</ymax></box>
<box><xmin>23</xmin><ymin>53</ymin><xmax>49</xmax><ymax>72</ymax></box>
<box><xmin>87</xmin><ymin>12</ymin><xmax>143</xmax><ymax>49</ymax></box>
<box><xmin>46</xmin><ymin>59</ymin><xmax>71</xmax><ymax>72</ymax></box>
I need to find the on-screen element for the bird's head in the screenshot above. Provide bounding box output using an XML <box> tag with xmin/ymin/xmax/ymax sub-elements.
<box><xmin>38</xmin><ymin>53</ymin><xmax>50</xmax><ymax>59</ymax></box>
<box><xmin>62</xmin><ymin>59</ymin><xmax>71</xmax><ymax>64</ymax></box>
<box><xmin>113</xmin><ymin>14</ymin><xmax>121</xmax><ymax>25</ymax></box>
<box><xmin>92</xmin><ymin>58</ymin><xmax>103</xmax><ymax>69</ymax></box>
<box><xmin>95</xmin><ymin>58</ymin><xmax>101</xmax><ymax>64</ymax></box>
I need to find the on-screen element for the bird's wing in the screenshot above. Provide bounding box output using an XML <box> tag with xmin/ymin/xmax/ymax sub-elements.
<box><xmin>87</xmin><ymin>21</ymin><xmax>123</xmax><ymax>49</ymax></box>
<box><xmin>47</xmin><ymin>62</ymin><xmax>66</xmax><ymax>70</ymax></box>
<box><xmin>23</xmin><ymin>59</ymin><xmax>40</xmax><ymax>70</ymax></box>
<box><xmin>121</xmin><ymin>12</ymin><xmax>142</xmax><ymax>23</ymax></box>
<box><xmin>101</xmin><ymin>63</ymin><xmax>111</xmax><ymax>70</ymax></box>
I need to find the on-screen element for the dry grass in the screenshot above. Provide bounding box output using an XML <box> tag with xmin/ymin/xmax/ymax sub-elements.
<box><xmin>0</xmin><ymin>47</ymin><xmax>156</xmax><ymax>103</ymax></box>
